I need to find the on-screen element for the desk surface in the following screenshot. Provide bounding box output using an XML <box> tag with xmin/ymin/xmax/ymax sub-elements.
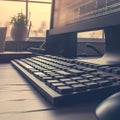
<box><xmin>0</xmin><ymin>63</ymin><xmax>99</xmax><ymax>120</ymax></box>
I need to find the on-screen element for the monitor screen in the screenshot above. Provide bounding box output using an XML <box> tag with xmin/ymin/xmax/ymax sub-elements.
<box><xmin>49</xmin><ymin>0</ymin><xmax>120</xmax><ymax>35</ymax></box>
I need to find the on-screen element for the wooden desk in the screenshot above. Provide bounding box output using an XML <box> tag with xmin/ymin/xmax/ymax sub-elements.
<box><xmin>0</xmin><ymin>63</ymin><xmax>99</xmax><ymax>120</ymax></box>
<box><xmin>0</xmin><ymin>52</ymin><xmax>34</xmax><ymax>62</ymax></box>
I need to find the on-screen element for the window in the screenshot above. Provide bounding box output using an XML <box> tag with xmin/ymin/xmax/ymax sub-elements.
<box><xmin>78</xmin><ymin>30</ymin><xmax>104</xmax><ymax>39</ymax></box>
<box><xmin>0</xmin><ymin>0</ymin><xmax>52</xmax><ymax>40</ymax></box>
<box><xmin>28</xmin><ymin>1</ymin><xmax>51</xmax><ymax>38</ymax></box>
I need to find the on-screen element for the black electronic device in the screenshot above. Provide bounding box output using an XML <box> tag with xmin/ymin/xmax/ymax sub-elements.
<box><xmin>46</xmin><ymin>0</ymin><xmax>120</xmax><ymax>62</ymax></box>
<box><xmin>96</xmin><ymin>91</ymin><xmax>120</xmax><ymax>120</ymax></box>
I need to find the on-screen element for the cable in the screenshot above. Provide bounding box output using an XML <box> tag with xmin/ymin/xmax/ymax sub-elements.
<box><xmin>86</xmin><ymin>43</ymin><xmax>102</xmax><ymax>56</ymax></box>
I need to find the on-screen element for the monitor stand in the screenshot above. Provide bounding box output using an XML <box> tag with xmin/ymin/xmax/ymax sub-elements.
<box><xmin>80</xmin><ymin>25</ymin><xmax>120</xmax><ymax>65</ymax></box>
<box><xmin>46</xmin><ymin>31</ymin><xmax>77</xmax><ymax>58</ymax></box>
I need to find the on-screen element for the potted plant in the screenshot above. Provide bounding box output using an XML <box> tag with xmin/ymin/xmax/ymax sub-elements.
<box><xmin>10</xmin><ymin>12</ymin><xmax>29</xmax><ymax>41</ymax></box>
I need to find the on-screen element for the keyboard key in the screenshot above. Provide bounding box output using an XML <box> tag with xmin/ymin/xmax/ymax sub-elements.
<box><xmin>71</xmin><ymin>77</ymin><xmax>83</xmax><ymax>81</ymax></box>
<box><xmin>105</xmin><ymin>67</ymin><xmax>115</xmax><ymax>72</ymax></box>
<box><xmin>46</xmin><ymin>80</ymin><xmax>60</xmax><ymax>86</ymax></box>
<box><xmin>54</xmin><ymin>75</ymin><xmax>65</xmax><ymax>79</ymax></box>
<box><xmin>56</xmin><ymin>86</ymin><xmax>73</xmax><ymax>94</ymax></box>
<box><xmin>112</xmin><ymin>68</ymin><xmax>120</xmax><ymax>74</ymax></box>
<box><xmin>98</xmin><ymin>66</ymin><xmax>110</xmax><ymax>70</ymax></box>
<box><xmin>97</xmin><ymin>80</ymin><xmax>113</xmax><ymax>86</ymax></box>
<box><xmin>85</xmin><ymin>82</ymin><xmax>99</xmax><ymax>89</ymax></box>
<box><xmin>65</xmin><ymin>81</ymin><xmax>78</xmax><ymax>85</ymax></box>
<box><xmin>46</xmin><ymin>72</ymin><xmax>59</xmax><ymax>77</ymax></box>
<box><xmin>72</xmin><ymin>84</ymin><xmax>87</xmax><ymax>91</ymax></box>
<box><xmin>51</xmin><ymin>83</ymin><xmax>65</xmax><ymax>89</ymax></box>
<box><xmin>29</xmin><ymin>68</ymin><xmax>39</xmax><ymax>73</ymax></box>
<box><xmin>67</xmin><ymin>69</ymin><xmax>84</xmax><ymax>75</ymax></box>
<box><xmin>34</xmin><ymin>72</ymin><xmax>47</xmax><ymax>78</ymax></box>
<box><xmin>81</xmin><ymin>74</ymin><xmax>94</xmax><ymax>79</ymax></box>
<box><xmin>91</xmin><ymin>77</ymin><xmax>103</xmax><ymax>81</ymax></box>
<box><xmin>17</xmin><ymin>60</ymin><xmax>33</xmax><ymax>69</ymax></box>
<box><xmin>99</xmin><ymin>74</ymin><xmax>112</xmax><ymax>79</ymax></box>
<box><xmin>83</xmin><ymin>68</ymin><xmax>96</xmax><ymax>72</ymax></box>
<box><xmin>60</xmin><ymin>78</ymin><xmax>71</xmax><ymax>82</ymax></box>
<box><xmin>55</xmin><ymin>70</ymin><xmax>71</xmax><ymax>76</ymax></box>
<box><xmin>77</xmin><ymin>79</ymin><xmax>90</xmax><ymax>83</ymax></box>
<box><xmin>42</xmin><ymin>76</ymin><xmax>53</xmax><ymax>82</ymax></box>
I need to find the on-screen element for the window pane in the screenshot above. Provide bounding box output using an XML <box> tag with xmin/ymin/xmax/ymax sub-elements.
<box><xmin>78</xmin><ymin>30</ymin><xmax>104</xmax><ymax>39</ymax></box>
<box><xmin>28</xmin><ymin>0</ymin><xmax>51</xmax><ymax>2</ymax></box>
<box><xmin>0</xmin><ymin>0</ymin><xmax>51</xmax><ymax>40</ymax></box>
<box><xmin>28</xmin><ymin>2</ymin><xmax>51</xmax><ymax>37</ymax></box>
<box><xmin>0</xmin><ymin>1</ymin><xmax>26</xmax><ymax>40</ymax></box>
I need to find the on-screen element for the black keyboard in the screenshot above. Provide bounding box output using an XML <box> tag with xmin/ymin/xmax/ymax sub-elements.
<box><xmin>11</xmin><ymin>55</ymin><xmax>120</xmax><ymax>106</ymax></box>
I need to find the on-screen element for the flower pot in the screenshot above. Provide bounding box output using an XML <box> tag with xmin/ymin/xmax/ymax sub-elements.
<box><xmin>11</xmin><ymin>25</ymin><xmax>28</xmax><ymax>41</ymax></box>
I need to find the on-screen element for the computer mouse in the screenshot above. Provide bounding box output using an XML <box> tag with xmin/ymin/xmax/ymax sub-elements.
<box><xmin>96</xmin><ymin>92</ymin><xmax>120</xmax><ymax>120</ymax></box>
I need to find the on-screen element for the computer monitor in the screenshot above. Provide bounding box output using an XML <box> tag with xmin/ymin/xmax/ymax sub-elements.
<box><xmin>46</xmin><ymin>0</ymin><xmax>120</xmax><ymax>62</ymax></box>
